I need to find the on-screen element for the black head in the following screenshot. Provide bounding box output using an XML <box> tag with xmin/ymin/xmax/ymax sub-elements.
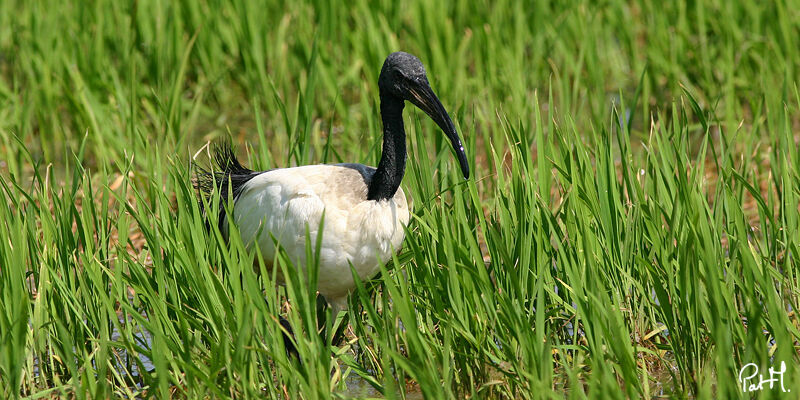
<box><xmin>378</xmin><ymin>52</ymin><xmax>470</xmax><ymax>179</ymax></box>
<box><xmin>378</xmin><ymin>52</ymin><xmax>429</xmax><ymax>95</ymax></box>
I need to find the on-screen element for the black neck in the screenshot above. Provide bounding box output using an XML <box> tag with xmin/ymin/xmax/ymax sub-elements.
<box><xmin>367</xmin><ymin>91</ymin><xmax>406</xmax><ymax>201</ymax></box>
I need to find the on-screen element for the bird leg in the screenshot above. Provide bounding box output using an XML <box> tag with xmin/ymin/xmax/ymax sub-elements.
<box><xmin>280</xmin><ymin>294</ymin><xmax>349</xmax><ymax>359</ymax></box>
<box><xmin>317</xmin><ymin>293</ymin><xmax>349</xmax><ymax>347</ymax></box>
<box><xmin>278</xmin><ymin>315</ymin><xmax>299</xmax><ymax>358</ymax></box>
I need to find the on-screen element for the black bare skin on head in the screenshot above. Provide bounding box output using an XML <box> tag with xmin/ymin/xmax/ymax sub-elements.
<box><xmin>368</xmin><ymin>51</ymin><xmax>469</xmax><ymax>201</ymax></box>
<box><xmin>378</xmin><ymin>52</ymin><xmax>429</xmax><ymax>97</ymax></box>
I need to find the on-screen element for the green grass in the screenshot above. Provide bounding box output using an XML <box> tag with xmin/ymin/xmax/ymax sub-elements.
<box><xmin>2</xmin><ymin>0</ymin><xmax>800</xmax><ymax>398</ymax></box>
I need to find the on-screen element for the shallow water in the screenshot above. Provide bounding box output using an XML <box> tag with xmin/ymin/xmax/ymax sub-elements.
<box><xmin>105</xmin><ymin>317</ymin><xmax>424</xmax><ymax>397</ymax></box>
<box><xmin>34</xmin><ymin>307</ymin><xmax>687</xmax><ymax>397</ymax></box>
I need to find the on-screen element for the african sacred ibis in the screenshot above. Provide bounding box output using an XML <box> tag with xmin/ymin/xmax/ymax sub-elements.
<box><xmin>197</xmin><ymin>51</ymin><xmax>469</xmax><ymax>318</ymax></box>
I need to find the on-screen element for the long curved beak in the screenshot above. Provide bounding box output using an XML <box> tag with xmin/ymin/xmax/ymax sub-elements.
<box><xmin>406</xmin><ymin>83</ymin><xmax>470</xmax><ymax>179</ymax></box>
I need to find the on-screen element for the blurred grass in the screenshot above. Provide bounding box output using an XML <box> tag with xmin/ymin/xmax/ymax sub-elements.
<box><xmin>1</xmin><ymin>0</ymin><xmax>799</xmax><ymax>398</ymax></box>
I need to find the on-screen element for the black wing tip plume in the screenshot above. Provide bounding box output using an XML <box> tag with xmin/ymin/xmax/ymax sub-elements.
<box><xmin>213</xmin><ymin>142</ymin><xmax>252</xmax><ymax>176</ymax></box>
<box><xmin>193</xmin><ymin>142</ymin><xmax>260</xmax><ymax>233</ymax></box>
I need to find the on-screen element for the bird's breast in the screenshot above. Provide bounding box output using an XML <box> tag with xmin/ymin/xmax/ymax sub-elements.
<box><xmin>346</xmin><ymin>198</ymin><xmax>409</xmax><ymax>262</ymax></box>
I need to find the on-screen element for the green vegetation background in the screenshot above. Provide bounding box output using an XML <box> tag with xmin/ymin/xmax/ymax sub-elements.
<box><xmin>1</xmin><ymin>0</ymin><xmax>799</xmax><ymax>398</ymax></box>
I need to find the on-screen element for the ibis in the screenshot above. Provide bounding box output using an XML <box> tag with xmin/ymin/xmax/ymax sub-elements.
<box><xmin>197</xmin><ymin>51</ymin><xmax>469</xmax><ymax>322</ymax></box>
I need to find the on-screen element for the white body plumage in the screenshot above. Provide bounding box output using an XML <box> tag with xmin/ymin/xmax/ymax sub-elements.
<box><xmin>200</xmin><ymin>52</ymin><xmax>469</xmax><ymax>326</ymax></box>
<box><xmin>225</xmin><ymin>163</ymin><xmax>410</xmax><ymax>311</ymax></box>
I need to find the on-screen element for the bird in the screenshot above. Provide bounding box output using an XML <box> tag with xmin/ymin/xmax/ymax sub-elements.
<box><xmin>196</xmin><ymin>51</ymin><xmax>470</xmax><ymax>321</ymax></box>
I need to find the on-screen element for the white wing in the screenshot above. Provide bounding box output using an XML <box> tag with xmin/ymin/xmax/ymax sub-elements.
<box><xmin>232</xmin><ymin>167</ymin><xmax>329</xmax><ymax>269</ymax></box>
